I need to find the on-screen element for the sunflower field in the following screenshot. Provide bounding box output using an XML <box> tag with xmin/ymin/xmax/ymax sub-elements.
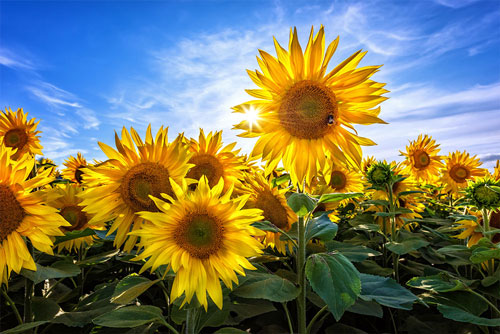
<box><xmin>1</xmin><ymin>26</ymin><xmax>499</xmax><ymax>334</ymax></box>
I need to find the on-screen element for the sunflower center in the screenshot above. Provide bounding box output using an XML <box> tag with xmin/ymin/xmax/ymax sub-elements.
<box><xmin>0</xmin><ymin>184</ymin><xmax>25</xmax><ymax>242</ymax></box>
<box><xmin>174</xmin><ymin>212</ymin><xmax>224</xmax><ymax>259</ymax></box>
<box><xmin>255</xmin><ymin>190</ymin><xmax>289</xmax><ymax>230</ymax></box>
<box><xmin>75</xmin><ymin>166</ymin><xmax>85</xmax><ymax>183</ymax></box>
<box><xmin>450</xmin><ymin>165</ymin><xmax>469</xmax><ymax>183</ymax></box>
<box><xmin>329</xmin><ymin>171</ymin><xmax>347</xmax><ymax>191</ymax></box>
<box><xmin>60</xmin><ymin>205</ymin><xmax>88</xmax><ymax>232</ymax></box>
<box><xmin>4</xmin><ymin>128</ymin><xmax>29</xmax><ymax>151</ymax></box>
<box><xmin>121</xmin><ymin>162</ymin><xmax>172</xmax><ymax>212</ymax></box>
<box><xmin>279</xmin><ymin>80</ymin><xmax>337</xmax><ymax>139</ymax></box>
<box><xmin>187</xmin><ymin>154</ymin><xmax>224</xmax><ymax>187</ymax></box>
<box><xmin>414</xmin><ymin>150</ymin><xmax>430</xmax><ymax>169</ymax></box>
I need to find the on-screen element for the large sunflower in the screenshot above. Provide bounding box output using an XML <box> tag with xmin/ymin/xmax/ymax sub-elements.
<box><xmin>132</xmin><ymin>176</ymin><xmax>263</xmax><ymax>310</ymax></box>
<box><xmin>242</xmin><ymin>171</ymin><xmax>296</xmax><ymax>254</ymax></box>
<box><xmin>79</xmin><ymin>125</ymin><xmax>192</xmax><ymax>252</ymax></box>
<box><xmin>400</xmin><ymin>134</ymin><xmax>443</xmax><ymax>183</ymax></box>
<box><xmin>186</xmin><ymin>129</ymin><xmax>245</xmax><ymax>191</ymax></box>
<box><xmin>232</xmin><ymin>26</ymin><xmax>388</xmax><ymax>185</ymax></box>
<box><xmin>62</xmin><ymin>153</ymin><xmax>87</xmax><ymax>184</ymax></box>
<box><xmin>441</xmin><ymin>151</ymin><xmax>485</xmax><ymax>194</ymax></box>
<box><xmin>0</xmin><ymin>107</ymin><xmax>43</xmax><ymax>160</ymax></box>
<box><xmin>45</xmin><ymin>185</ymin><xmax>104</xmax><ymax>252</ymax></box>
<box><xmin>0</xmin><ymin>146</ymin><xmax>68</xmax><ymax>284</ymax></box>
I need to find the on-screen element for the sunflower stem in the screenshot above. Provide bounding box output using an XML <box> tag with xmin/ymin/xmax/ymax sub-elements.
<box><xmin>24</xmin><ymin>243</ymin><xmax>35</xmax><ymax>327</ymax></box>
<box><xmin>185</xmin><ymin>306</ymin><xmax>198</xmax><ymax>334</ymax></box>
<box><xmin>2</xmin><ymin>287</ymin><xmax>23</xmax><ymax>325</ymax></box>
<box><xmin>296</xmin><ymin>214</ymin><xmax>307</xmax><ymax>334</ymax></box>
<box><xmin>282</xmin><ymin>302</ymin><xmax>294</xmax><ymax>334</ymax></box>
<box><xmin>306</xmin><ymin>305</ymin><xmax>328</xmax><ymax>334</ymax></box>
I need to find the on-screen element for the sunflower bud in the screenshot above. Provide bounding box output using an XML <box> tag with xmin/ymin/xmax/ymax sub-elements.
<box><xmin>366</xmin><ymin>162</ymin><xmax>392</xmax><ymax>188</ymax></box>
<box><xmin>466</xmin><ymin>177</ymin><xmax>500</xmax><ymax>210</ymax></box>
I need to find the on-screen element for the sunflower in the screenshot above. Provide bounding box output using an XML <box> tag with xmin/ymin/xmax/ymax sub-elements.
<box><xmin>232</xmin><ymin>25</ymin><xmax>388</xmax><ymax>186</ymax></box>
<box><xmin>361</xmin><ymin>155</ymin><xmax>377</xmax><ymax>174</ymax></box>
<box><xmin>453</xmin><ymin>210</ymin><xmax>500</xmax><ymax>246</ymax></box>
<box><xmin>0</xmin><ymin>146</ymin><xmax>69</xmax><ymax>284</ymax></box>
<box><xmin>242</xmin><ymin>171</ymin><xmax>296</xmax><ymax>254</ymax></box>
<box><xmin>187</xmin><ymin>129</ymin><xmax>245</xmax><ymax>191</ymax></box>
<box><xmin>492</xmin><ymin>160</ymin><xmax>500</xmax><ymax>181</ymax></box>
<box><xmin>400</xmin><ymin>134</ymin><xmax>443</xmax><ymax>183</ymax></box>
<box><xmin>132</xmin><ymin>176</ymin><xmax>263</xmax><ymax>310</ymax></box>
<box><xmin>441</xmin><ymin>151</ymin><xmax>485</xmax><ymax>194</ymax></box>
<box><xmin>79</xmin><ymin>125</ymin><xmax>192</xmax><ymax>252</ymax></box>
<box><xmin>62</xmin><ymin>153</ymin><xmax>87</xmax><ymax>184</ymax></box>
<box><xmin>0</xmin><ymin>107</ymin><xmax>43</xmax><ymax>160</ymax></box>
<box><xmin>37</xmin><ymin>157</ymin><xmax>58</xmax><ymax>178</ymax></box>
<box><xmin>45</xmin><ymin>185</ymin><xmax>104</xmax><ymax>252</ymax></box>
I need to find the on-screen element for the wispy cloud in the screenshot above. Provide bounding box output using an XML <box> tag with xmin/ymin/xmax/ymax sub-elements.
<box><xmin>0</xmin><ymin>47</ymin><xmax>36</xmax><ymax>70</ymax></box>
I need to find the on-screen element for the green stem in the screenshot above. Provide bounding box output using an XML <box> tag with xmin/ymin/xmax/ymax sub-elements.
<box><xmin>306</xmin><ymin>305</ymin><xmax>328</xmax><ymax>334</ymax></box>
<box><xmin>388</xmin><ymin>308</ymin><xmax>398</xmax><ymax>334</ymax></box>
<box><xmin>24</xmin><ymin>243</ymin><xmax>34</xmax><ymax>325</ymax></box>
<box><xmin>296</xmin><ymin>214</ymin><xmax>307</xmax><ymax>334</ymax></box>
<box><xmin>185</xmin><ymin>307</ymin><xmax>197</xmax><ymax>334</ymax></box>
<box><xmin>282</xmin><ymin>302</ymin><xmax>294</xmax><ymax>334</ymax></box>
<box><xmin>466</xmin><ymin>287</ymin><xmax>500</xmax><ymax>316</ymax></box>
<box><xmin>482</xmin><ymin>209</ymin><xmax>491</xmax><ymax>240</ymax></box>
<box><xmin>162</xmin><ymin>320</ymin><xmax>180</xmax><ymax>334</ymax></box>
<box><xmin>2</xmin><ymin>287</ymin><xmax>23</xmax><ymax>325</ymax></box>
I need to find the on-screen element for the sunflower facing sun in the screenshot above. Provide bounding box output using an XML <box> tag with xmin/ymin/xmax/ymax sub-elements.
<box><xmin>79</xmin><ymin>125</ymin><xmax>193</xmax><ymax>252</ymax></box>
<box><xmin>400</xmin><ymin>134</ymin><xmax>443</xmax><ymax>183</ymax></box>
<box><xmin>0</xmin><ymin>146</ymin><xmax>69</xmax><ymax>284</ymax></box>
<box><xmin>132</xmin><ymin>176</ymin><xmax>264</xmax><ymax>310</ymax></box>
<box><xmin>0</xmin><ymin>107</ymin><xmax>43</xmax><ymax>160</ymax></box>
<box><xmin>441</xmin><ymin>151</ymin><xmax>485</xmax><ymax>194</ymax></box>
<box><xmin>62</xmin><ymin>153</ymin><xmax>88</xmax><ymax>184</ymax></box>
<box><xmin>233</xmin><ymin>25</ymin><xmax>388</xmax><ymax>185</ymax></box>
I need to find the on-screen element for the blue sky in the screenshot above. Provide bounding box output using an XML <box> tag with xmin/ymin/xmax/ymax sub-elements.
<box><xmin>1</xmin><ymin>0</ymin><xmax>499</xmax><ymax>169</ymax></box>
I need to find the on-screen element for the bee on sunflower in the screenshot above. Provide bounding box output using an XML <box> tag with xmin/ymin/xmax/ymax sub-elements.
<box><xmin>441</xmin><ymin>151</ymin><xmax>485</xmax><ymax>195</ymax></box>
<box><xmin>132</xmin><ymin>176</ymin><xmax>264</xmax><ymax>310</ymax></box>
<box><xmin>0</xmin><ymin>146</ymin><xmax>69</xmax><ymax>284</ymax></box>
<box><xmin>241</xmin><ymin>170</ymin><xmax>296</xmax><ymax>255</ymax></box>
<box><xmin>400</xmin><ymin>134</ymin><xmax>443</xmax><ymax>183</ymax></box>
<box><xmin>186</xmin><ymin>129</ymin><xmax>246</xmax><ymax>192</ymax></box>
<box><xmin>79</xmin><ymin>125</ymin><xmax>193</xmax><ymax>252</ymax></box>
<box><xmin>0</xmin><ymin>107</ymin><xmax>43</xmax><ymax>160</ymax></box>
<box><xmin>45</xmin><ymin>185</ymin><xmax>104</xmax><ymax>252</ymax></box>
<box><xmin>232</xmin><ymin>25</ymin><xmax>388</xmax><ymax>186</ymax></box>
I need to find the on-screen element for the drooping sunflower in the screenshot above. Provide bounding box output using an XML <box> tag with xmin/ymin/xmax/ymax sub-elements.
<box><xmin>132</xmin><ymin>176</ymin><xmax>263</xmax><ymax>310</ymax></box>
<box><xmin>0</xmin><ymin>146</ymin><xmax>69</xmax><ymax>284</ymax></box>
<box><xmin>79</xmin><ymin>125</ymin><xmax>193</xmax><ymax>252</ymax></box>
<box><xmin>232</xmin><ymin>25</ymin><xmax>388</xmax><ymax>185</ymax></box>
<box><xmin>242</xmin><ymin>171</ymin><xmax>296</xmax><ymax>254</ymax></box>
<box><xmin>400</xmin><ymin>134</ymin><xmax>443</xmax><ymax>183</ymax></box>
<box><xmin>62</xmin><ymin>153</ymin><xmax>87</xmax><ymax>184</ymax></box>
<box><xmin>454</xmin><ymin>210</ymin><xmax>500</xmax><ymax>246</ymax></box>
<box><xmin>187</xmin><ymin>129</ymin><xmax>245</xmax><ymax>191</ymax></box>
<box><xmin>0</xmin><ymin>107</ymin><xmax>43</xmax><ymax>160</ymax></box>
<box><xmin>45</xmin><ymin>185</ymin><xmax>104</xmax><ymax>252</ymax></box>
<box><xmin>441</xmin><ymin>151</ymin><xmax>485</xmax><ymax>194</ymax></box>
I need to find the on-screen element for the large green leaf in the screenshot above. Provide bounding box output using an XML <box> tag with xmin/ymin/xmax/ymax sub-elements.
<box><xmin>92</xmin><ymin>305</ymin><xmax>166</xmax><ymax>328</ymax></box>
<box><xmin>325</xmin><ymin>241</ymin><xmax>381</xmax><ymax>262</ymax></box>
<box><xmin>437</xmin><ymin>305</ymin><xmax>500</xmax><ymax>327</ymax></box>
<box><xmin>1</xmin><ymin>321</ymin><xmax>48</xmax><ymax>334</ymax></box>
<box><xmin>53</xmin><ymin>228</ymin><xmax>96</xmax><ymax>245</ymax></box>
<box><xmin>225</xmin><ymin>298</ymin><xmax>276</xmax><ymax>325</ymax></box>
<box><xmin>53</xmin><ymin>305</ymin><xmax>119</xmax><ymax>327</ymax></box>
<box><xmin>251</xmin><ymin>220</ymin><xmax>281</xmax><ymax>233</ymax></box>
<box><xmin>359</xmin><ymin>273</ymin><xmax>417</xmax><ymax>310</ymax></box>
<box><xmin>305</xmin><ymin>213</ymin><xmax>338</xmax><ymax>242</ymax></box>
<box><xmin>318</xmin><ymin>192</ymin><xmax>363</xmax><ymax>204</ymax></box>
<box><xmin>287</xmin><ymin>193</ymin><xmax>316</xmax><ymax>216</ymax></box>
<box><xmin>32</xmin><ymin>296</ymin><xmax>62</xmax><ymax>321</ymax></box>
<box><xmin>305</xmin><ymin>252</ymin><xmax>361</xmax><ymax>321</ymax></box>
<box><xmin>111</xmin><ymin>274</ymin><xmax>160</xmax><ymax>304</ymax></box>
<box><xmin>469</xmin><ymin>247</ymin><xmax>500</xmax><ymax>263</ymax></box>
<box><xmin>232</xmin><ymin>272</ymin><xmax>299</xmax><ymax>302</ymax></box>
<box><xmin>347</xmin><ymin>299</ymin><xmax>383</xmax><ymax>318</ymax></box>
<box><xmin>21</xmin><ymin>261</ymin><xmax>81</xmax><ymax>284</ymax></box>
<box><xmin>76</xmin><ymin>249</ymin><xmax>120</xmax><ymax>266</ymax></box>
<box><xmin>355</xmin><ymin>260</ymin><xmax>393</xmax><ymax>276</ymax></box>
<box><xmin>406</xmin><ymin>274</ymin><xmax>467</xmax><ymax>293</ymax></box>
<box><xmin>386</xmin><ymin>237</ymin><xmax>429</xmax><ymax>255</ymax></box>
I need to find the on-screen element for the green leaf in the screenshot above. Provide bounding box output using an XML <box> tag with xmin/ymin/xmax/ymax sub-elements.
<box><xmin>251</xmin><ymin>220</ymin><xmax>281</xmax><ymax>233</ymax></box>
<box><xmin>287</xmin><ymin>193</ymin><xmax>315</xmax><ymax>216</ymax></box>
<box><xmin>318</xmin><ymin>192</ymin><xmax>363</xmax><ymax>204</ymax></box>
<box><xmin>92</xmin><ymin>305</ymin><xmax>166</xmax><ymax>328</ymax></box>
<box><xmin>437</xmin><ymin>305</ymin><xmax>500</xmax><ymax>327</ymax></box>
<box><xmin>232</xmin><ymin>272</ymin><xmax>300</xmax><ymax>302</ymax></box>
<box><xmin>21</xmin><ymin>261</ymin><xmax>81</xmax><ymax>284</ymax></box>
<box><xmin>470</xmin><ymin>247</ymin><xmax>500</xmax><ymax>263</ymax></box>
<box><xmin>214</xmin><ymin>328</ymin><xmax>248</xmax><ymax>334</ymax></box>
<box><xmin>359</xmin><ymin>273</ymin><xmax>417</xmax><ymax>310</ymax></box>
<box><xmin>32</xmin><ymin>296</ymin><xmax>62</xmax><ymax>321</ymax></box>
<box><xmin>355</xmin><ymin>260</ymin><xmax>393</xmax><ymax>276</ymax></box>
<box><xmin>76</xmin><ymin>249</ymin><xmax>120</xmax><ymax>266</ymax></box>
<box><xmin>305</xmin><ymin>252</ymin><xmax>361</xmax><ymax>321</ymax></box>
<box><xmin>1</xmin><ymin>321</ymin><xmax>48</xmax><ymax>334</ymax></box>
<box><xmin>111</xmin><ymin>274</ymin><xmax>160</xmax><ymax>304</ymax></box>
<box><xmin>325</xmin><ymin>241</ymin><xmax>381</xmax><ymax>262</ymax></box>
<box><xmin>375</xmin><ymin>212</ymin><xmax>395</xmax><ymax>217</ymax></box>
<box><xmin>351</xmin><ymin>224</ymin><xmax>380</xmax><ymax>232</ymax></box>
<box><xmin>406</xmin><ymin>274</ymin><xmax>467</xmax><ymax>292</ymax></box>
<box><xmin>53</xmin><ymin>305</ymin><xmax>119</xmax><ymax>327</ymax></box>
<box><xmin>488</xmin><ymin>185</ymin><xmax>500</xmax><ymax>193</ymax></box>
<box><xmin>305</xmin><ymin>213</ymin><xmax>338</xmax><ymax>242</ymax></box>
<box><xmin>397</xmin><ymin>190</ymin><xmax>424</xmax><ymax>197</ymax></box>
<box><xmin>271</xmin><ymin>174</ymin><xmax>290</xmax><ymax>187</ymax></box>
<box><xmin>363</xmin><ymin>199</ymin><xmax>389</xmax><ymax>206</ymax></box>
<box><xmin>225</xmin><ymin>298</ymin><xmax>276</xmax><ymax>325</ymax></box>
<box><xmin>347</xmin><ymin>299</ymin><xmax>383</xmax><ymax>318</ymax></box>
<box><xmin>422</xmin><ymin>290</ymin><xmax>488</xmax><ymax>316</ymax></box>
<box><xmin>385</xmin><ymin>237</ymin><xmax>429</xmax><ymax>255</ymax></box>
<box><xmin>53</xmin><ymin>228</ymin><xmax>96</xmax><ymax>245</ymax></box>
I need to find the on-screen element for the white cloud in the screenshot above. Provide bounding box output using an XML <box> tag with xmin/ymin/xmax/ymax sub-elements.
<box><xmin>27</xmin><ymin>82</ymin><xmax>82</xmax><ymax>108</ymax></box>
<box><xmin>0</xmin><ymin>47</ymin><xmax>36</xmax><ymax>70</ymax></box>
